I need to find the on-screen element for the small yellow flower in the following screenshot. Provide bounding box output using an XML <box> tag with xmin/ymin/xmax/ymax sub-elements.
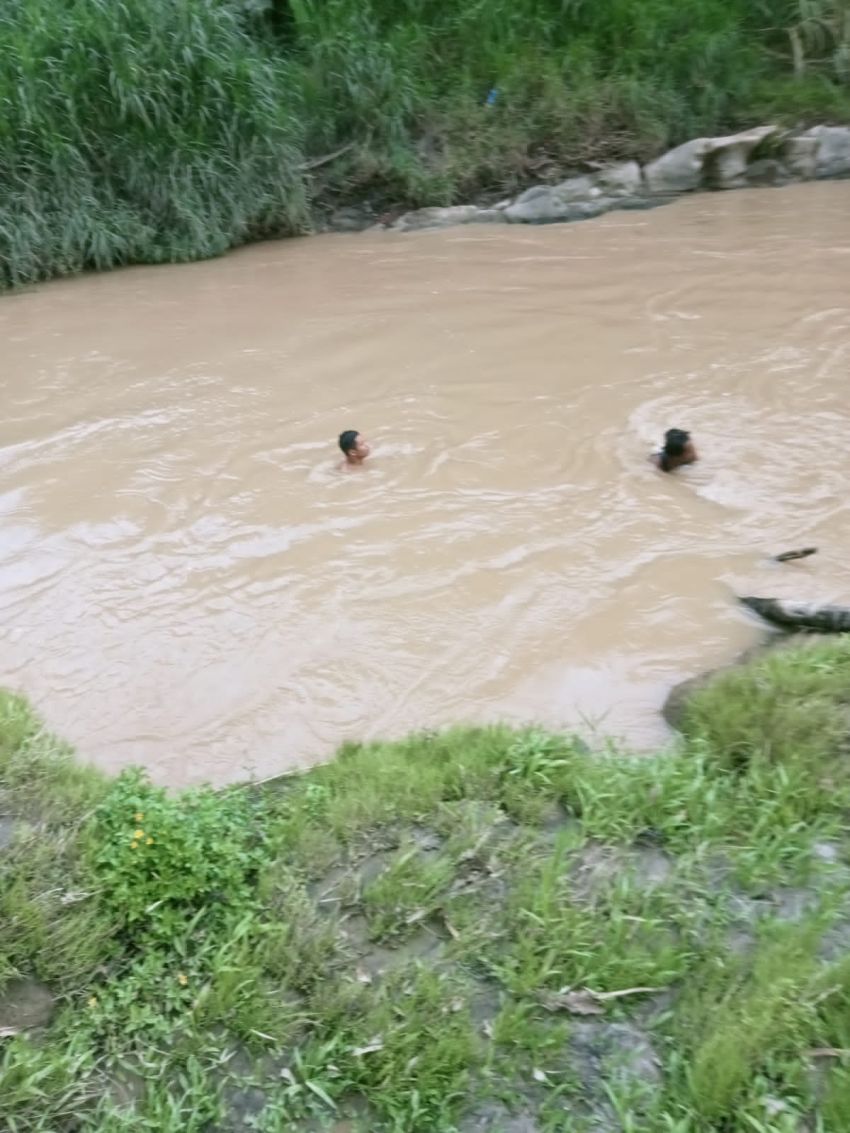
<box><xmin>146</xmin><ymin>836</ymin><xmax>154</xmax><ymax>845</ymax></box>
<box><xmin>135</xmin><ymin>812</ymin><xmax>144</xmax><ymax>822</ymax></box>
<box><xmin>133</xmin><ymin>829</ymin><xmax>144</xmax><ymax>840</ymax></box>
<box><xmin>177</xmin><ymin>973</ymin><xmax>188</xmax><ymax>986</ymax></box>
<box><xmin>130</xmin><ymin>841</ymin><xmax>138</xmax><ymax>850</ymax></box>
<box><xmin>87</xmin><ymin>996</ymin><xmax>97</xmax><ymax>1008</ymax></box>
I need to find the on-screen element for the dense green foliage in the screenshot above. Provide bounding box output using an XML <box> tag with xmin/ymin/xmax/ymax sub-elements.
<box><xmin>3</xmin><ymin>638</ymin><xmax>850</xmax><ymax>1129</ymax></box>
<box><xmin>0</xmin><ymin>0</ymin><xmax>849</xmax><ymax>287</ymax></box>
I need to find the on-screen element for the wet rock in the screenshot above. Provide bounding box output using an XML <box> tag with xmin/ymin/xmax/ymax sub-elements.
<box><xmin>393</xmin><ymin>205</ymin><xmax>506</xmax><ymax>231</ymax></box>
<box><xmin>645</xmin><ymin>127</ymin><xmax>778</xmax><ymax>193</ymax></box>
<box><xmin>745</xmin><ymin>158</ymin><xmax>791</xmax><ymax>187</ymax></box>
<box><xmin>594</xmin><ymin>161</ymin><xmax>644</xmax><ymax>196</ymax></box>
<box><xmin>808</xmin><ymin>125</ymin><xmax>850</xmax><ymax>178</ymax></box>
<box><xmin>503</xmin><ymin>163</ymin><xmax>643</xmax><ymax>224</ymax></box>
<box><xmin>644</xmin><ymin>138</ymin><xmax>712</xmax><ymax>194</ymax></box>
<box><xmin>783</xmin><ymin>134</ymin><xmax>821</xmax><ymax>179</ymax></box>
<box><xmin>0</xmin><ymin>978</ymin><xmax>55</xmax><ymax>1032</ymax></box>
<box><xmin>707</xmin><ymin>126</ymin><xmax>780</xmax><ymax>188</ymax></box>
<box><xmin>505</xmin><ymin>188</ymin><xmax>614</xmax><ymax>224</ymax></box>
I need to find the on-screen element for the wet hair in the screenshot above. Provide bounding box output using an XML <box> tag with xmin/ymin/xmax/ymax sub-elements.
<box><xmin>660</xmin><ymin>428</ymin><xmax>690</xmax><ymax>472</ymax></box>
<box><xmin>338</xmin><ymin>429</ymin><xmax>360</xmax><ymax>455</ymax></box>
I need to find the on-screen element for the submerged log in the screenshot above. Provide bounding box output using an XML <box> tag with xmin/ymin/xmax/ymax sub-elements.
<box><xmin>739</xmin><ymin>596</ymin><xmax>850</xmax><ymax>633</ymax></box>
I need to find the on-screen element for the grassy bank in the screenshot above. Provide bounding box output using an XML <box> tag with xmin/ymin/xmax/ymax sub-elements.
<box><xmin>3</xmin><ymin>639</ymin><xmax>850</xmax><ymax>1130</ymax></box>
<box><xmin>2</xmin><ymin>0</ymin><xmax>850</xmax><ymax>288</ymax></box>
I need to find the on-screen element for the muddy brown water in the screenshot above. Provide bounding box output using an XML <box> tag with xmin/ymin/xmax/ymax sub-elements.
<box><xmin>2</xmin><ymin>182</ymin><xmax>849</xmax><ymax>786</ymax></box>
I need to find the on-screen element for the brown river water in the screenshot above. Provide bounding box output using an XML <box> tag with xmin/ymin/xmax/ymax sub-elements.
<box><xmin>2</xmin><ymin>181</ymin><xmax>849</xmax><ymax>786</ymax></box>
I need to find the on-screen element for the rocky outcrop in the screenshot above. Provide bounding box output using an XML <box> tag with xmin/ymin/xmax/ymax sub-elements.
<box><xmin>389</xmin><ymin>124</ymin><xmax>850</xmax><ymax>233</ymax></box>
<box><xmin>502</xmin><ymin>161</ymin><xmax>644</xmax><ymax>223</ymax></box>
<box><xmin>644</xmin><ymin>125</ymin><xmax>779</xmax><ymax>192</ymax></box>
<box><xmin>392</xmin><ymin>204</ymin><xmax>507</xmax><ymax>231</ymax></box>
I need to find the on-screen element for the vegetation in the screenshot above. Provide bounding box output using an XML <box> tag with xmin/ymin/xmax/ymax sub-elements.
<box><xmin>3</xmin><ymin>636</ymin><xmax>850</xmax><ymax>1129</ymax></box>
<box><xmin>1</xmin><ymin>0</ymin><xmax>850</xmax><ymax>288</ymax></box>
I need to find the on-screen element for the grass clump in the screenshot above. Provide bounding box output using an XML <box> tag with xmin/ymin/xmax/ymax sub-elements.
<box><xmin>1</xmin><ymin>0</ymin><xmax>850</xmax><ymax>288</ymax></box>
<box><xmin>3</xmin><ymin>637</ymin><xmax>850</xmax><ymax>1129</ymax></box>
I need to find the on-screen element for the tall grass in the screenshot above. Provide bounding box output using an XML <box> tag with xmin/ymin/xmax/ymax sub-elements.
<box><xmin>0</xmin><ymin>0</ymin><xmax>307</xmax><ymax>288</ymax></box>
<box><xmin>1</xmin><ymin>0</ymin><xmax>849</xmax><ymax>288</ymax></box>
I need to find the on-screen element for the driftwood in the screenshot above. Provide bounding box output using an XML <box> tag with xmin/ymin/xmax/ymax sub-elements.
<box><xmin>739</xmin><ymin>596</ymin><xmax>850</xmax><ymax>633</ymax></box>
<box><xmin>774</xmin><ymin>547</ymin><xmax>818</xmax><ymax>563</ymax></box>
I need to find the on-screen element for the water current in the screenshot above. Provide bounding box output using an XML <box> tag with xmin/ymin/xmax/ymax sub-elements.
<box><xmin>2</xmin><ymin>181</ymin><xmax>849</xmax><ymax>785</ymax></box>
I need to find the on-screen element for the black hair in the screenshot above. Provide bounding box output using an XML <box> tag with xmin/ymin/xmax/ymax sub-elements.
<box><xmin>660</xmin><ymin>428</ymin><xmax>690</xmax><ymax>472</ymax></box>
<box><xmin>338</xmin><ymin>429</ymin><xmax>360</xmax><ymax>455</ymax></box>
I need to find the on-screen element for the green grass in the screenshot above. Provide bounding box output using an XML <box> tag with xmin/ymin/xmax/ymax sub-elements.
<box><xmin>3</xmin><ymin>637</ymin><xmax>850</xmax><ymax>1129</ymax></box>
<box><xmin>1</xmin><ymin>0</ymin><xmax>850</xmax><ymax>289</ymax></box>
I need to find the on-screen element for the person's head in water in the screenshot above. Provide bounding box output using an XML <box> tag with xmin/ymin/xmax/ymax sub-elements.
<box><xmin>657</xmin><ymin>427</ymin><xmax>697</xmax><ymax>472</ymax></box>
<box><xmin>338</xmin><ymin>429</ymin><xmax>371</xmax><ymax>465</ymax></box>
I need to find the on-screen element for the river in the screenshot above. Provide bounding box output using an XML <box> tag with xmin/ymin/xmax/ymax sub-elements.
<box><xmin>1</xmin><ymin>181</ymin><xmax>849</xmax><ymax>786</ymax></box>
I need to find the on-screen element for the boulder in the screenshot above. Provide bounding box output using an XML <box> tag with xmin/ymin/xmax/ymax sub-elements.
<box><xmin>644</xmin><ymin>126</ymin><xmax>778</xmax><ymax>193</ymax></box>
<box><xmin>393</xmin><ymin>205</ymin><xmax>506</xmax><ymax>231</ymax></box>
<box><xmin>783</xmin><ymin>134</ymin><xmax>820</xmax><ymax>179</ymax></box>
<box><xmin>504</xmin><ymin>188</ymin><xmax>614</xmax><ymax>224</ymax></box>
<box><xmin>745</xmin><ymin>158</ymin><xmax>791</xmax><ymax>187</ymax></box>
<box><xmin>808</xmin><ymin>125</ymin><xmax>850</xmax><ymax>178</ymax></box>
<box><xmin>706</xmin><ymin>126</ymin><xmax>779</xmax><ymax>188</ymax></box>
<box><xmin>594</xmin><ymin>160</ymin><xmax>644</xmax><ymax>196</ymax></box>
<box><xmin>504</xmin><ymin>162</ymin><xmax>644</xmax><ymax>223</ymax></box>
<box><xmin>644</xmin><ymin>138</ymin><xmax>712</xmax><ymax>194</ymax></box>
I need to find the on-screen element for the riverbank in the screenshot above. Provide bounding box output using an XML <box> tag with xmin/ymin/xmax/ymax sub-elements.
<box><xmin>3</xmin><ymin>0</ymin><xmax>850</xmax><ymax>288</ymax></box>
<box><xmin>3</xmin><ymin>638</ymin><xmax>850</xmax><ymax>1130</ymax></box>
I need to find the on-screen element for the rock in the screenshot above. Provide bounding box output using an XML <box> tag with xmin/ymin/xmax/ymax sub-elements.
<box><xmin>808</xmin><ymin>125</ymin><xmax>850</xmax><ymax>178</ymax></box>
<box><xmin>504</xmin><ymin>163</ymin><xmax>643</xmax><ymax>224</ymax></box>
<box><xmin>745</xmin><ymin>158</ymin><xmax>791</xmax><ymax>187</ymax></box>
<box><xmin>706</xmin><ymin>126</ymin><xmax>780</xmax><ymax>188</ymax></box>
<box><xmin>783</xmin><ymin>134</ymin><xmax>820</xmax><ymax>179</ymax></box>
<box><xmin>0</xmin><ymin>978</ymin><xmax>55</xmax><ymax>1032</ymax></box>
<box><xmin>594</xmin><ymin>161</ymin><xmax>644</xmax><ymax>196</ymax></box>
<box><xmin>644</xmin><ymin>138</ymin><xmax>712</xmax><ymax>194</ymax></box>
<box><xmin>393</xmin><ymin>205</ymin><xmax>506</xmax><ymax>231</ymax></box>
<box><xmin>505</xmin><ymin>190</ymin><xmax>614</xmax><ymax>225</ymax></box>
<box><xmin>645</xmin><ymin>126</ymin><xmax>778</xmax><ymax>193</ymax></box>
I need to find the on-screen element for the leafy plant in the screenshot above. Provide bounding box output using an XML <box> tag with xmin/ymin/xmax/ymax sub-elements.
<box><xmin>87</xmin><ymin>769</ymin><xmax>265</xmax><ymax>943</ymax></box>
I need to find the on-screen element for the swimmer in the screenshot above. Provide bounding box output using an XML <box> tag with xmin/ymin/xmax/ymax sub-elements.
<box><xmin>652</xmin><ymin>428</ymin><xmax>697</xmax><ymax>472</ymax></box>
<box><xmin>338</xmin><ymin>429</ymin><xmax>371</xmax><ymax>468</ymax></box>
